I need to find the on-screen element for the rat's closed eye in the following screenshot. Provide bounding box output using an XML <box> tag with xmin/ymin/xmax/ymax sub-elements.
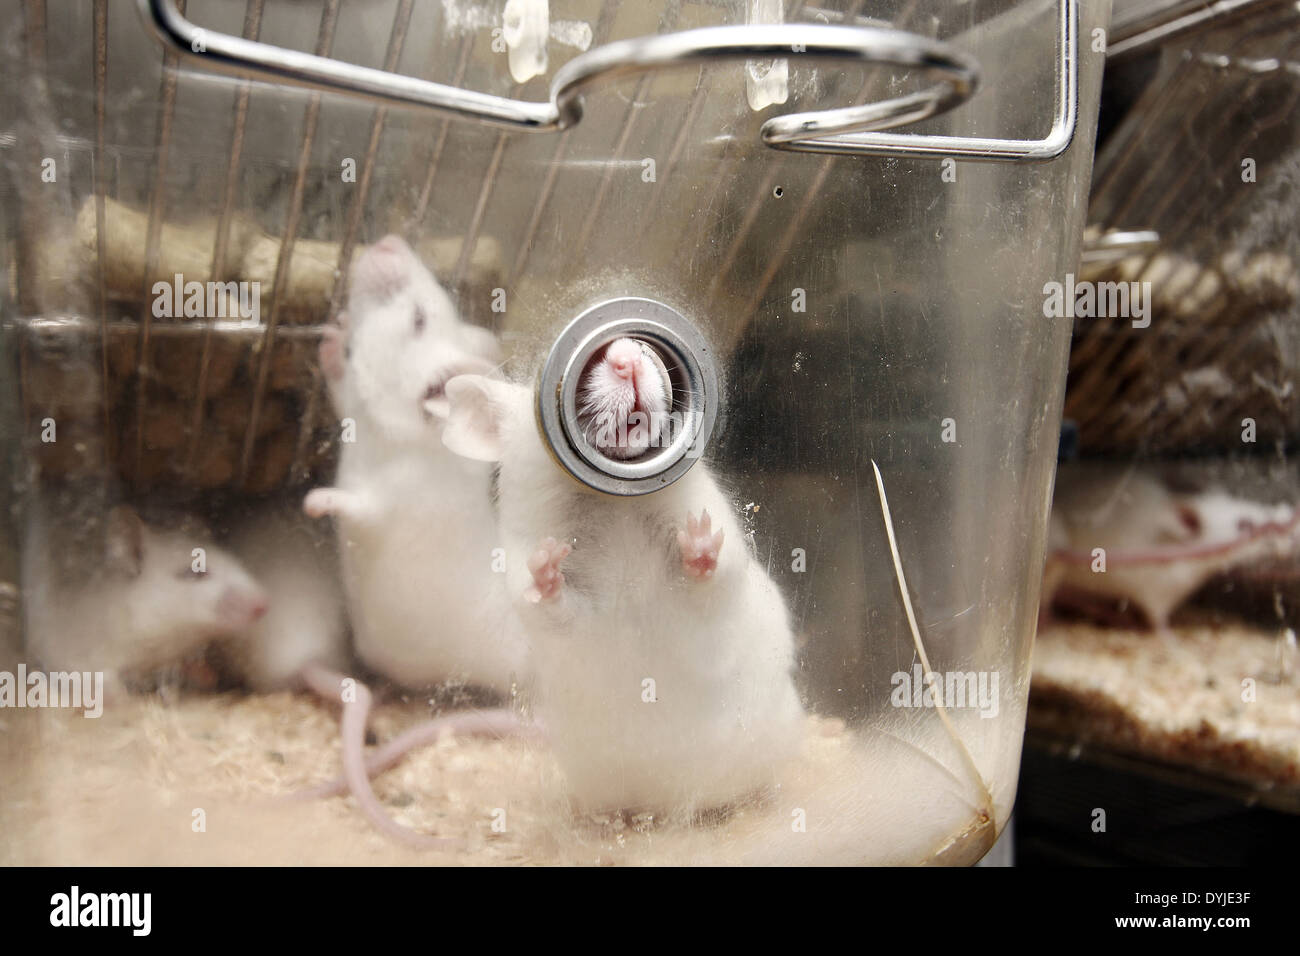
<box><xmin>413</xmin><ymin>306</ymin><xmax>427</xmax><ymax>335</ymax></box>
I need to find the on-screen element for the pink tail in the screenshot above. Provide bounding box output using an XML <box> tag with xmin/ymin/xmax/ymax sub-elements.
<box><xmin>1050</xmin><ymin>507</ymin><xmax>1300</xmax><ymax>568</ymax></box>
<box><xmin>294</xmin><ymin>663</ymin><xmax>538</xmax><ymax>851</ymax></box>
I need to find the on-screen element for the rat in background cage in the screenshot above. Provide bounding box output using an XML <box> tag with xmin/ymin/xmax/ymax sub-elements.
<box><xmin>1041</xmin><ymin>466</ymin><xmax>1300</xmax><ymax>633</ymax></box>
<box><xmin>441</xmin><ymin>337</ymin><xmax>807</xmax><ymax>817</ymax></box>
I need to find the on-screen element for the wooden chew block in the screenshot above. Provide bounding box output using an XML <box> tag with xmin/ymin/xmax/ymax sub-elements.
<box><xmin>240</xmin><ymin>235</ymin><xmax>344</xmax><ymax>323</ymax></box>
<box><xmin>74</xmin><ymin>196</ymin><xmax>257</xmax><ymax>299</ymax></box>
<box><xmin>414</xmin><ymin>235</ymin><xmax>503</xmax><ymax>291</ymax></box>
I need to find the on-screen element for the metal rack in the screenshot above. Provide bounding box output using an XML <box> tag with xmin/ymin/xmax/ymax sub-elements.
<box><xmin>1067</xmin><ymin>0</ymin><xmax>1300</xmax><ymax>455</ymax></box>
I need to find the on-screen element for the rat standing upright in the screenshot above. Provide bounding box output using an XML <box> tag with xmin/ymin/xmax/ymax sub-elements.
<box><xmin>443</xmin><ymin>337</ymin><xmax>807</xmax><ymax>816</ymax></box>
<box><xmin>306</xmin><ymin>235</ymin><xmax>524</xmax><ymax>694</ymax></box>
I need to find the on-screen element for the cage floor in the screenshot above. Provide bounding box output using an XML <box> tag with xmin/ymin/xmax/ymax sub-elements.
<box><xmin>1030</xmin><ymin>622</ymin><xmax>1300</xmax><ymax>796</ymax></box>
<box><xmin>0</xmin><ymin>687</ymin><xmax>995</xmax><ymax>865</ymax></box>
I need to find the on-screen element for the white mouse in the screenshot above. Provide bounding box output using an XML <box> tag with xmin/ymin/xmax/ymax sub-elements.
<box><xmin>225</xmin><ymin>499</ymin><xmax>522</xmax><ymax>851</ymax></box>
<box><xmin>22</xmin><ymin>498</ymin><xmax>269</xmax><ymax>698</ymax></box>
<box><xmin>442</xmin><ymin>337</ymin><xmax>806</xmax><ymax>816</ymax></box>
<box><xmin>1043</xmin><ymin>467</ymin><xmax>1299</xmax><ymax>631</ymax></box>
<box><xmin>221</xmin><ymin>504</ymin><xmax>349</xmax><ymax>692</ymax></box>
<box><xmin>305</xmin><ymin>234</ymin><xmax>525</xmax><ymax>694</ymax></box>
<box><xmin>298</xmin><ymin>235</ymin><xmax>536</xmax><ymax>848</ymax></box>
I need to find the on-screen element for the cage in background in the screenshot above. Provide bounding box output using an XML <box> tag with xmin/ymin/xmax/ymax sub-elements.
<box><xmin>1031</xmin><ymin>0</ymin><xmax>1300</xmax><ymax>821</ymax></box>
<box><xmin>1069</xmin><ymin>0</ymin><xmax>1299</xmax><ymax>457</ymax></box>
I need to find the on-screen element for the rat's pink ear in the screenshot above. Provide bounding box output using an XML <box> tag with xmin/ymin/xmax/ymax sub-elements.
<box><xmin>443</xmin><ymin>375</ymin><xmax>509</xmax><ymax>462</ymax></box>
<box><xmin>104</xmin><ymin>505</ymin><xmax>145</xmax><ymax>577</ymax></box>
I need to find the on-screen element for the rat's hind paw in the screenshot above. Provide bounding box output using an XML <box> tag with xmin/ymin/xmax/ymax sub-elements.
<box><xmin>678</xmin><ymin>509</ymin><xmax>724</xmax><ymax>579</ymax></box>
<box><xmin>525</xmin><ymin>537</ymin><xmax>571</xmax><ymax>603</ymax></box>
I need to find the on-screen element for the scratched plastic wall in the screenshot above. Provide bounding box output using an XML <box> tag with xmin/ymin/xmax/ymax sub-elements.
<box><xmin>0</xmin><ymin>0</ymin><xmax>1108</xmax><ymax>864</ymax></box>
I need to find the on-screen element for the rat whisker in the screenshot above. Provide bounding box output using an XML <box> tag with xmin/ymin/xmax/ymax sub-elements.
<box><xmin>873</xmin><ymin>460</ymin><xmax>995</xmax><ymax>825</ymax></box>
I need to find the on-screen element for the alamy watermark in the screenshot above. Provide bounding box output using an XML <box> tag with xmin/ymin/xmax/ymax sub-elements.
<box><xmin>152</xmin><ymin>273</ymin><xmax>260</xmax><ymax>326</ymax></box>
<box><xmin>1043</xmin><ymin>274</ymin><xmax>1152</xmax><ymax>328</ymax></box>
<box><xmin>890</xmin><ymin>664</ymin><xmax>999</xmax><ymax>718</ymax></box>
<box><xmin>50</xmin><ymin>886</ymin><xmax>151</xmax><ymax>936</ymax></box>
<box><xmin>584</xmin><ymin>409</ymin><xmax>706</xmax><ymax>459</ymax></box>
<box><xmin>0</xmin><ymin>665</ymin><xmax>103</xmax><ymax>718</ymax></box>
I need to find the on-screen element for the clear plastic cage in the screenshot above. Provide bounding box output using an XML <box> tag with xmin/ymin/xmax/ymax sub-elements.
<box><xmin>0</xmin><ymin>0</ymin><xmax>1108</xmax><ymax>864</ymax></box>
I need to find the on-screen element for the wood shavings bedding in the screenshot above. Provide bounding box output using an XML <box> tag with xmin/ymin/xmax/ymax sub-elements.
<box><xmin>1029</xmin><ymin>623</ymin><xmax>1300</xmax><ymax>789</ymax></box>
<box><xmin>0</xmin><ymin>689</ymin><xmax>994</xmax><ymax>865</ymax></box>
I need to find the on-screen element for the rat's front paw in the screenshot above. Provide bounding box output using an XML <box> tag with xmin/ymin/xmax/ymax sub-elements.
<box><xmin>678</xmin><ymin>509</ymin><xmax>724</xmax><ymax>580</ymax></box>
<box><xmin>525</xmin><ymin>537</ymin><xmax>571</xmax><ymax>604</ymax></box>
<box><xmin>319</xmin><ymin>324</ymin><xmax>347</xmax><ymax>380</ymax></box>
<box><xmin>304</xmin><ymin>487</ymin><xmax>351</xmax><ymax>519</ymax></box>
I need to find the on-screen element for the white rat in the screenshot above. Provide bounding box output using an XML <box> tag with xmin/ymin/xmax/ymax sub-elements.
<box><xmin>299</xmin><ymin>235</ymin><xmax>537</xmax><ymax>848</ymax></box>
<box><xmin>22</xmin><ymin>499</ymin><xmax>269</xmax><ymax>698</ymax></box>
<box><xmin>305</xmin><ymin>234</ymin><xmax>524</xmax><ymax>693</ymax></box>
<box><xmin>442</xmin><ymin>337</ymin><xmax>807</xmax><ymax>816</ymax></box>
<box><xmin>225</xmin><ymin>500</ymin><xmax>525</xmax><ymax>851</ymax></box>
<box><xmin>221</xmin><ymin>504</ymin><xmax>348</xmax><ymax>692</ymax></box>
<box><xmin>1043</xmin><ymin>467</ymin><xmax>1299</xmax><ymax>631</ymax></box>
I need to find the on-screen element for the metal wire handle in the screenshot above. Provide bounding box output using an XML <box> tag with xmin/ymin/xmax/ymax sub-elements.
<box><xmin>137</xmin><ymin>0</ymin><xmax>1075</xmax><ymax>162</ymax></box>
<box><xmin>765</xmin><ymin>0</ymin><xmax>1081</xmax><ymax>160</ymax></box>
<box><xmin>1081</xmin><ymin>229</ymin><xmax>1161</xmax><ymax>263</ymax></box>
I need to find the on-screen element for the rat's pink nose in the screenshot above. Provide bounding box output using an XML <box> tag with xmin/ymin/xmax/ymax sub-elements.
<box><xmin>605</xmin><ymin>339</ymin><xmax>641</xmax><ymax>380</ymax></box>
<box><xmin>218</xmin><ymin>587</ymin><xmax>269</xmax><ymax>628</ymax></box>
<box><xmin>373</xmin><ymin>234</ymin><xmax>406</xmax><ymax>254</ymax></box>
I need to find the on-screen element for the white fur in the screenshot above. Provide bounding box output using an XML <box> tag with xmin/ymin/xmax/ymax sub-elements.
<box><xmin>315</xmin><ymin>237</ymin><xmax>524</xmax><ymax>692</ymax></box>
<box><xmin>444</xmin><ymin>376</ymin><xmax>806</xmax><ymax>814</ymax></box>
<box><xmin>1046</xmin><ymin>468</ymin><xmax>1298</xmax><ymax>629</ymax></box>
<box><xmin>575</xmin><ymin>338</ymin><xmax>670</xmax><ymax>460</ymax></box>
<box><xmin>23</xmin><ymin>503</ymin><xmax>267</xmax><ymax>695</ymax></box>
<box><xmin>225</xmin><ymin>508</ymin><xmax>348</xmax><ymax>691</ymax></box>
